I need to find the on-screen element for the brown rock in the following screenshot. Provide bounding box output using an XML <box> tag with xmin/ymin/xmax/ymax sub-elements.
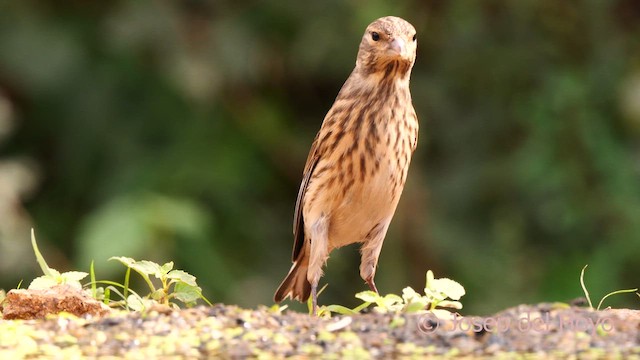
<box><xmin>2</xmin><ymin>285</ymin><xmax>110</xmax><ymax>320</ymax></box>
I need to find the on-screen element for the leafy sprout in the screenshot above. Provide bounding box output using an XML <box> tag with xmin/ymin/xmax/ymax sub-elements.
<box><xmin>29</xmin><ymin>229</ymin><xmax>89</xmax><ymax>290</ymax></box>
<box><xmin>27</xmin><ymin>228</ymin><xmax>211</xmax><ymax>311</ymax></box>
<box><xmin>316</xmin><ymin>270</ymin><xmax>465</xmax><ymax>317</ymax></box>
<box><xmin>109</xmin><ymin>256</ymin><xmax>212</xmax><ymax>310</ymax></box>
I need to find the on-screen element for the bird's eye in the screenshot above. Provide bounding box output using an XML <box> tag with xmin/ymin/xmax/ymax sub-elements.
<box><xmin>412</xmin><ymin>34</ymin><xmax>417</xmax><ymax>41</ymax></box>
<box><xmin>371</xmin><ymin>32</ymin><xmax>380</xmax><ymax>41</ymax></box>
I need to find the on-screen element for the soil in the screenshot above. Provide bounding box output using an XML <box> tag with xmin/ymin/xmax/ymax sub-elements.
<box><xmin>1</xmin><ymin>295</ymin><xmax>639</xmax><ymax>358</ymax></box>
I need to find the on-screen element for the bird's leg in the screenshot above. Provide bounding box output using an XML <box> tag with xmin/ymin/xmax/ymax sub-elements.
<box><xmin>307</xmin><ymin>213</ymin><xmax>329</xmax><ymax>316</ymax></box>
<box><xmin>360</xmin><ymin>220</ymin><xmax>390</xmax><ymax>295</ymax></box>
<box><xmin>311</xmin><ymin>281</ymin><xmax>318</xmax><ymax>316</ymax></box>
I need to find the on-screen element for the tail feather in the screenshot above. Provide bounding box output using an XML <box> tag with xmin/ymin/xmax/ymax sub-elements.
<box><xmin>274</xmin><ymin>261</ymin><xmax>311</xmax><ymax>303</ymax></box>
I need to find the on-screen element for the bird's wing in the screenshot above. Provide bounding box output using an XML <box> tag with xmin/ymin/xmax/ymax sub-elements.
<box><xmin>291</xmin><ymin>133</ymin><xmax>321</xmax><ymax>261</ymax></box>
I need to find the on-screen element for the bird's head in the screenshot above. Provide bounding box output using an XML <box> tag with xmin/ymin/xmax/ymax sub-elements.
<box><xmin>356</xmin><ymin>16</ymin><xmax>417</xmax><ymax>78</ymax></box>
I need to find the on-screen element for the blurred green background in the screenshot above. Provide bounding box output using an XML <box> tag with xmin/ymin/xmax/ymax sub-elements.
<box><xmin>1</xmin><ymin>0</ymin><xmax>639</xmax><ymax>315</ymax></box>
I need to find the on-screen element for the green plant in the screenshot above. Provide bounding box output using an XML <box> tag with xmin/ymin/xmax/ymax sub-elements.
<box><xmin>28</xmin><ymin>229</ymin><xmax>89</xmax><ymax>290</ymax></box>
<box><xmin>579</xmin><ymin>265</ymin><xmax>638</xmax><ymax>311</ymax></box>
<box><xmin>27</xmin><ymin>229</ymin><xmax>210</xmax><ymax>311</ymax></box>
<box><xmin>356</xmin><ymin>270</ymin><xmax>465</xmax><ymax>315</ymax></box>
<box><xmin>109</xmin><ymin>256</ymin><xmax>212</xmax><ymax>310</ymax></box>
<box><xmin>318</xmin><ymin>270</ymin><xmax>465</xmax><ymax>316</ymax></box>
<box><xmin>268</xmin><ymin>303</ymin><xmax>288</xmax><ymax>314</ymax></box>
<box><xmin>86</xmin><ymin>265</ymin><xmax>147</xmax><ymax>310</ymax></box>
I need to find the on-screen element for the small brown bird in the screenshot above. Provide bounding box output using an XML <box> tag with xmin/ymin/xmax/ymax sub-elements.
<box><xmin>274</xmin><ymin>16</ymin><xmax>419</xmax><ymax>314</ymax></box>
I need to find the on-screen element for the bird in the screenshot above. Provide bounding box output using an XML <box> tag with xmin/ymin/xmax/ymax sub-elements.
<box><xmin>274</xmin><ymin>16</ymin><xmax>419</xmax><ymax>315</ymax></box>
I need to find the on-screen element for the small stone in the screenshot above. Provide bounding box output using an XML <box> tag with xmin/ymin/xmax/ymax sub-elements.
<box><xmin>2</xmin><ymin>285</ymin><xmax>110</xmax><ymax>320</ymax></box>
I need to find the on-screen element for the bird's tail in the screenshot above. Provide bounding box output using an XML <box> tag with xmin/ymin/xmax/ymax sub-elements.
<box><xmin>274</xmin><ymin>261</ymin><xmax>311</xmax><ymax>303</ymax></box>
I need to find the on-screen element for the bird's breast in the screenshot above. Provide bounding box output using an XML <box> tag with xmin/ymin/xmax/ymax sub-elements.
<box><xmin>303</xmin><ymin>101</ymin><xmax>418</xmax><ymax>249</ymax></box>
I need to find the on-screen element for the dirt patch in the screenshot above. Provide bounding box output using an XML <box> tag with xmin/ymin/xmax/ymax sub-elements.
<box><xmin>1</xmin><ymin>285</ymin><xmax>110</xmax><ymax>320</ymax></box>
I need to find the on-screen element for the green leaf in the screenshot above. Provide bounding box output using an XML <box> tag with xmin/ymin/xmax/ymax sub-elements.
<box><xmin>167</xmin><ymin>269</ymin><xmax>197</xmax><ymax>286</ymax></box>
<box><xmin>90</xmin><ymin>260</ymin><xmax>97</xmax><ymax>299</ymax></box>
<box><xmin>160</xmin><ymin>261</ymin><xmax>174</xmax><ymax>275</ymax></box>
<box><xmin>404</xmin><ymin>300</ymin><xmax>428</xmax><ymax>313</ymax></box>
<box><xmin>110</xmin><ymin>256</ymin><xmax>157</xmax><ymax>293</ymax></box>
<box><xmin>28</xmin><ymin>276</ymin><xmax>59</xmax><ymax>290</ymax></box>
<box><xmin>48</xmin><ymin>268</ymin><xmax>62</xmax><ymax>278</ymax></box>
<box><xmin>268</xmin><ymin>303</ymin><xmax>288</xmax><ymax>314</ymax></box>
<box><xmin>150</xmin><ymin>288</ymin><xmax>167</xmax><ymax>301</ymax></box>
<box><xmin>131</xmin><ymin>260</ymin><xmax>163</xmax><ymax>277</ymax></box>
<box><xmin>402</xmin><ymin>286</ymin><xmax>422</xmax><ymax>303</ymax></box>
<box><xmin>424</xmin><ymin>270</ymin><xmax>466</xmax><ymax>302</ymax></box>
<box><xmin>126</xmin><ymin>294</ymin><xmax>149</xmax><ymax>311</ymax></box>
<box><xmin>425</xmin><ymin>270</ymin><xmax>435</xmax><ymax>291</ymax></box>
<box><xmin>173</xmin><ymin>282</ymin><xmax>202</xmax><ymax>304</ymax></box>
<box><xmin>351</xmin><ymin>301</ymin><xmax>372</xmax><ymax>313</ymax></box>
<box><xmin>325</xmin><ymin>304</ymin><xmax>359</xmax><ymax>315</ymax></box>
<box><xmin>31</xmin><ymin>229</ymin><xmax>53</xmax><ymax>277</ymax></box>
<box><xmin>380</xmin><ymin>294</ymin><xmax>404</xmax><ymax>313</ymax></box>
<box><xmin>104</xmin><ymin>287</ymin><xmax>111</xmax><ymax>305</ymax></box>
<box><xmin>61</xmin><ymin>271</ymin><xmax>89</xmax><ymax>282</ymax></box>
<box><xmin>123</xmin><ymin>266</ymin><xmax>131</xmax><ymax>308</ymax></box>
<box><xmin>109</xmin><ymin>256</ymin><xmax>136</xmax><ymax>267</ymax></box>
<box><xmin>431</xmin><ymin>278</ymin><xmax>466</xmax><ymax>300</ymax></box>
<box><xmin>355</xmin><ymin>291</ymin><xmax>380</xmax><ymax>303</ymax></box>
<box><xmin>58</xmin><ymin>272</ymin><xmax>87</xmax><ymax>289</ymax></box>
<box><xmin>91</xmin><ymin>286</ymin><xmax>105</xmax><ymax>301</ymax></box>
<box><xmin>437</xmin><ymin>300</ymin><xmax>463</xmax><ymax>310</ymax></box>
<box><xmin>315</xmin><ymin>306</ymin><xmax>332</xmax><ymax>318</ymax></box>
<box><xmin>381</xmin><ymin>294</ymin><xmax>403</xmax><ymax>307</ymax></box>
<box><xmin>430</xmin><ymin>309</ymin><xmax>455</xmax><ymax>319</ymax></box>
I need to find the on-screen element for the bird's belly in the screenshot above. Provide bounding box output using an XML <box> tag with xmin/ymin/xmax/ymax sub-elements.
<box><xmin>327</xmin><ymin>159</ymin><xmax>402</xmax><ymax>249</ymax></box>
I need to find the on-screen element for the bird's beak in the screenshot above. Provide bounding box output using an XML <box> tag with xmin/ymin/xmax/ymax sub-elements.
<box><xmin>389</xmin><ymin>38</ymin><xmax>406</xmax><ymax>56</ymax></box>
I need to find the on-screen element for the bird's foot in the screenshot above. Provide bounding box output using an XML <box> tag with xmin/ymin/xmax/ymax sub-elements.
<box><xmin>366</xmin><ymin>277</ymin><xmax>378</xmax><ymax>293</ymax></box>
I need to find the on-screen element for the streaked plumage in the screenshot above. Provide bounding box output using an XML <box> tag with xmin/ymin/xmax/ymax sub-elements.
<box><xmin>274</xmin><ymin>16</ymin><xmax>419</xmax><ymax>314</ymax></box>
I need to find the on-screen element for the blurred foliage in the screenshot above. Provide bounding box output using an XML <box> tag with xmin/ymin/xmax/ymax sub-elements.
<box><xmin>0</xmin><ymin>0</ymin><xmax>639</xmax><ymax>314</ymax></box>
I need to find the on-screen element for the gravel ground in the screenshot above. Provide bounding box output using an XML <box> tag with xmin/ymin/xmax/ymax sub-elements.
<box><xmin>1</xmin><ymin>302</ymin><xmax>639</xmax><ymax>359</ymax></box>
